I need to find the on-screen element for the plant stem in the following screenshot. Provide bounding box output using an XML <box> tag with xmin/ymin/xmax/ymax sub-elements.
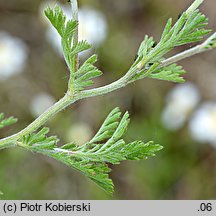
<box><xmin>68</xmin><ymin>0</ymin><xmax>79</xmax><ymax>94</ymax></box>
<box><xmin>0</xmin><ymin>94</ymin><xmax>75</xmax><ymax>150</ymax></box>
<box><xmin>71</xmin><ymin>0</ymin><xmax>79</xmax><ymax>71</ymax></box>
<box><xmin>0</xmin><ymin>33</ymin><xmax>215</xmax><ymax>150</ymax></box>
<box><xmin>137</xmin><ymin>32</ymin><xmax>216</xmax><ymax>73</ymax></box>
<box><xmin>160</xmin><ymin>36</ymin><xmax>216</xmax><ymax>68</ymax></box>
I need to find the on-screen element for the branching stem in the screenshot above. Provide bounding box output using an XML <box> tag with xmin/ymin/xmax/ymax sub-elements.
<box><xmin>159</xmin><ymin>33</ymin><xmax>216</xmax><ymax>68</ymax></box>
<box><xmin>0</xmin><ymin>32</ymin><xmax>215</xmax><ymax>150</ymax></box>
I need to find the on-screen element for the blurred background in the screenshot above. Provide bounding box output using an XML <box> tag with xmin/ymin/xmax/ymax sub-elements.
<box><xmin>0</xmin><ymin>0</ymin><xmax>216</xmax><ymax>199</ymax></box>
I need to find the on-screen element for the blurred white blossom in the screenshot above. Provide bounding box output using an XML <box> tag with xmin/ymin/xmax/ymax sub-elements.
<box><xmin>39</xmin><ymin>2</ymin><xmax>107</xmax><ymax>56</ymax></box>
<box><xmin>78</xmin><ymin>8</ymin><xmax>107</xmax><ymax>45</ymax></box>
<box><xmin>189</xmin><ymin>102</ymin><xmax>216</xmax><ymax>146</ymax></box>
<box><xmin>162</xmin><ymin>82</ymin><xmax>200</xmax><ymax>131</ymax></box>
<box><xmin>30</xmin><ymin>93</ymin><xmax>55</xmax><ymax>117</ymax></box>
<box><xmin>0</xmin><ymin>32</ymin><xmax>28</xmax><ymax>80</ymax></box>
<box><xmin>66</xmin><ymin>123</ymin><xmax>93</xmax><ymax>146</ymax></box>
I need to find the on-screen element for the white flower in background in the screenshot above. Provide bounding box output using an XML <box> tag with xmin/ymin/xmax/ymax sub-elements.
<box><xmin>46</xmin><ymin>28</ymin><xmax>62</xmax><ymax>55</ymax></box>
<box><xmin>66</xmin><ymin>123</ymin><xmax>93</xmax><ymax>146</ymax></box>
<box><xmin>78</xmin><ymin>8</ymin><xmax>107</xmax><ymax>45</ymax></box>
<box><xmin>161</xmin><ymin>82</ymin><xmax>200</xmax><ymax>131</ymax></box>
<box><xmin>0</xmin><ymin>32</ymin><xmax>28</xmax><ymax>80</ymax></box>
<box><xmin>39</xmin><ymin>2</ymin><xmax>107</xmax><ymax>56</ymax></box>
<box><xmin>189</xmin><ymin>102</ymin><xmax>216</xmax><ymax>146</ymax></box>
<box><xmin>30</xmin><ymin>93</ymin><xmax>55</xmax><ymax>117</ymax></box>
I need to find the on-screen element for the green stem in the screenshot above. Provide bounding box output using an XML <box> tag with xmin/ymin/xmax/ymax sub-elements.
<box><xmin>136</xmin><ymin>32</ymin><xmax>216</xmax><ymax>74</ymax></box>
<box><xmin>0</xmin><ymin>36</ymin><xmax>215</xmax><ymax>150</ymax></box>
<box><xmin>68</xmin><ymin>0</ymin><xmax>79</xmax><ymax>94</ymax></box>
<box><xmin>0</xmin><ymin>94</ymin><xmax>75</xmax><ymax>150</ymax></box>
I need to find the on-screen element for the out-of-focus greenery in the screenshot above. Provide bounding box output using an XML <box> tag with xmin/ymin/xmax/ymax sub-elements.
<box><xmin>0</xmin><ymin>0</ymin><xmax>216</xmax><ymax>199</ymax></box>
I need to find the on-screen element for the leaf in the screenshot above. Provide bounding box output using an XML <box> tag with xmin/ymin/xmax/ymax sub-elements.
<box><xmin>64</xmin><ymin>20</ymin><xmax>78</xmax><ymax>41</ymax></box>
<box><xmin>70</xmin><ymin>40</ymin><xmax>92</xmax><ymax>57</ymax></box>
<box><xmin>45</xmin><ymin>5</ymin><xmax>95</xmax><ymax>90</ymax></box>
<box><xmin>19</xmin><ymin>109</ymin><xmax>163</xmax><ymax>194</ymax></box>
<box><xmin>45</xmin><ymin>5</ymin><xmax>79</xmax><ymax>71</ymax></box>
<box><xmin>89</xmin><ymin>107</ymin><xmax>121</xmax><ymax>143</ymax></box>
<box><xmin>44</xmin><ymin>6</ymin><xmax>67</xmax><ymax>37</ymax></box>
<box><xmin>44</xmin><ymin>6</ymin><xmax>91</xmax><ymax>61</ymax></box>
<box><xmin>0</xmin><ymin>113</ymin><xmax>17</xmax><ymax>129</ymax></box>
<box><xmin>74</xmin><ymin>54</ymin><xmax>103</xmax><ymax>91</ymax></box>
<box><xmin>51</xmin><ymin>152</ymin><xmax>114</xmax><ymax>194</ymax></box>
<box><xmin>147</xmin><ymin>64</ymin><xmax>186</xmax><ymax>83</ymax></box>
<box><xmin>131</xmin><ymin>0</ymin><xmax>210</xmax><ymax>82</ymax></box>
<box><xmin>19</xmin><ymin>127</ymin><xmax>114</xmax><ymax>193</ymax></box>
<box><xmin>137</xmin><ymin>36</ymin><xmax>156</xmax><ymax>60</ymax></box>
<box><xmin>58</xmin><ymin>108</ymin><xmax>162</xmax><ymax>193</ymax></box>
<box><xmin>161</xmin><ymin>18</ymin><xmax>173</xmax><ymax>41</ymax></box>
<box><xmin>176</xmin><ymin>10</ymin><xmax>210</xmax><ymax>46</ymax></box>
<box><xmin>20</xmin><ymin>127</ymin><xmax>59</xmax><ymax>150</ymax></box>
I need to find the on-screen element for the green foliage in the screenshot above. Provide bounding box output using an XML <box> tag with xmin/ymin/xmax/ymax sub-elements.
<box><xmin>44</xmin><ymin>1</ymin><xmax>212</xmax><ymax>90</ymax></box>
<box><xmin>45</xmin><ymin>5</ymin><xmax>102</xmax><ymax>92</ymax></box>
<box><xmin>20</xmin><ymin>127</ymin><xmax>59</xmax><ymax>150</ymax></box>
<box><xmin>131</xmin><ymin>2</ymin><xmax>210</xmax><ymax>83</ymax></box>
<box><xmin>174</xmin><ymin>10</ymin><xmax>209</xmax><ymax>46</ymax></box>
<box><xmin>74</xmin><ymin>54</ymin><xmax>103</xmax><ymax>91</ymax></box>
<box><xmin>89</xmin><ymin>107</ymin><xmax>122</xmax><ymax>144</ymax></box>
<box><xmin>1</xmin><ymin>0</ymin><xmax>215</xmax><ymax>196</ymax></box>
<box><xmin>147</xmin><ymin>64</ymin><xmax>186</xmax><ymax>83</ymax></box>
<box><xmin>0</xmin><ymin>113</ymin><xmax>17</xmax><ymax>129</ymax></box>
<box><xmin>204</xmin><ymin>32</ymin><xmax>216</xmax><ymax>49</ymax></box>
<box><xmin>19</xmin><ymin>108</ymin><xmax>162</xmax><ymax>194</ymax></box>
<box><xmin>45</xmin><ymin>5</ymin><xmax>90</xmax><ymax>73</ymax></box>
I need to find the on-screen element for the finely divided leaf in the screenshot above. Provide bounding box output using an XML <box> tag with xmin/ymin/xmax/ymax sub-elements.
<box><xmin>74</xmin><ymin>54</ymin><xmax>103</xmax><ymax>90</ymax></box>
<box><xmin>132</xmin><ymin>1</ymin><xmax>210</xmax><ymax>82</ymax></box>
<box><xmin>51</xmin><ymin>153</ymin><xmax>114</xmax><ymax>194</ymax></box>
<box><xmin>19</xmin><ymin>108</ymin><xmax>163</xmax><ymax>194</ymax></box>
<box><xmin>20</xmin><ymin>127</ymin><xmax>59</xmax><ymax>150</ymax></box>
<box><xmin>70</xmin><ymin>40</ymin><xmax>92</xmax><ymax>57</ymax></box>
<box><xmin>45</xmin><ymin>5</ymin><xmax>78</xmax><ymax>40</ymax></box>
<box><xmin>136</xmin><ymin>36</ymin><xmax>156</xmax><ymax>61</ymax></box>
<box><xmin>45</xmin><ymin>6</ymin><xmax>91</xmax><ymax>76</ymax></box>
<box><xmin>147</xmin><ymin>64</ymin><xmax>186</xmax><ymax>83</ymax></box>
<box><xmin>0</xmin><ymin>113</ymin><xmax>17</xmax><ymax>129</ymax></box>
<box><xmin>89</xmin><ymin>107</ymin><xmax>121</xmax><ymax>143</ymax></box>
<box><xmin>64</xmin><ymin>20</ymin><xmax>78</xmax><ymax>41</ymax></box>
<box><xmin>45</xmin><ymin>5</ymin><xmax>100</xmax><ymax>91</ymax></box>
<box><xmin>57</xmin><ymin>108</ymin><xmax>162</xmax><ymax>193</ymax></box>
<box><xmin>124</xmin><ymin>141</ymin><xmax>163</xmax><ymax>160</ymax></box>
<box><xmin>176</xmin><ymin>10</ymin><xmax>210</xmax><ymax>46</ymax></box>
<box><xmin>44</xmin><ymin>6</ymin><xmax>67</xmax><ymax>37</ymax></box>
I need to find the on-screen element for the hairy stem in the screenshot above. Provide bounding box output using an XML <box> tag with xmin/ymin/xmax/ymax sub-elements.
<box><xmin>161</xmin><ymin>36</ymin><xmax>216</xmax><ymax>68</ymax></box>
<box><xmin>68</xmin><ymin>0</ymin><xmax>79</xmax><ymax>94</ymax></box>
<box><xmin>0</xmin><ymin>33</ymin><xmax>215</xmax><ymax>150</ymax></box>
<box><xmin>0</xmin><ymin>95</ymin><xmax>75</xmax><ymax>150</ymax></box>
<box><xmin>137</xmin><ymin>33</ymin><xmax>216</xmax><ymax>73</ymax></box>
